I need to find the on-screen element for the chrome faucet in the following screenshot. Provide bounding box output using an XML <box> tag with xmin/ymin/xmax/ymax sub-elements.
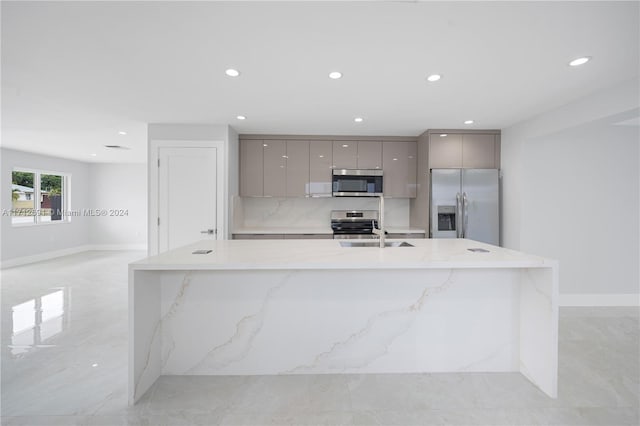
<box><xmin>372</xmin><ymin>195</ymin><xmax>385</xmax><ymax>248</ymax></box>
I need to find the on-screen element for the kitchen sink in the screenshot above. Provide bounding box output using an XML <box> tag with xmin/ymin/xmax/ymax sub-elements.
<box><xmin>339</xmin><ymin>241</ymin><xmax>414</xmax><ymax>248</ymax></box>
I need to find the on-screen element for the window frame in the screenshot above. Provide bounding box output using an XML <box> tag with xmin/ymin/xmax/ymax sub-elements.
<box><xmin>11</xmin><ymin>167</ymin><xmax>72</xmax><ymax>227</ymax></box>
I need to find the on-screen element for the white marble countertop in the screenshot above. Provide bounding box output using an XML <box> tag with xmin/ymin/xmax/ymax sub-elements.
<box><xmin>231</xmin><ymin>227</ymin><xmax>426</xmax><ymax>235</ymax></box>
<box><xmin>130</xmin><ymin>238</ymin><xmax>556</xmax><ymax>271</ymax></box>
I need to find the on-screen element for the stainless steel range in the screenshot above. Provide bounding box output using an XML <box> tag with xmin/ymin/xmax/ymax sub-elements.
<box><xmin>331</xmin><ymin>210</ymin><xmax>379</xmax><ymax>239</ymax></box>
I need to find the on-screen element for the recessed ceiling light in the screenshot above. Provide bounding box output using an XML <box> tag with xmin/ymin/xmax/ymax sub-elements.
<box><xmin>569</xmin><ymin>56</ymin><xmax>591</xmax><ymax>67</ymax></box>
<box><xmin>426</xmin><ymin>74</ymin><xmax>441</xmax><ymax>82</ymax></box>
<box><xmin>225</xmin><ymin>68</ymin><xmax>240</xmax><ymax>77</ymax></box>
<box><xmin>342</xmin><ymin>144</ymin><xmax>349</xmax><ymax>148</ymax></box>
<box><xmin>90</xmin><ymin>153</ymin><xmax>97</xmax><ymax>157</ymax></box>
<box><xmin>329</xmin><ymin>71</ymin><xmax>342</xmax><ymax>79</ymax></box>
<box><xmin>236</xmin><ymin>115</ymin><xmax>246</xmax><ymax>120</ymax></box>
<box><xmin>464</xmin><ymin>120</ymin><xmax>474</xmax><ymax>125</ymax></box>
<box><xmin>393</xmin><ymin>158</ymin><xmax>398</xmax><ymax>161</ymax></box>
<box><xmin>263</xmin><ymin>143</ymin><xmax>268</xmax><ymax>147</ymax></box>
<box><xmin>319</xmin><ymin>155</ymin><xmax>324</xmax><ymax>158</ymax></box>
<box><xmin>118</xmin><ymin>131</ymin><xmax>127</xmax><ymax>135</ymax></box>
<box><xmin>440</xmin><ymin>134</ymin><xmax>447</xmax><ymax>137</ymax></box>
<box><xmin>354</xmin><ymin>117</ymin><xmax>364</xmax><ymax>123</ymax></box>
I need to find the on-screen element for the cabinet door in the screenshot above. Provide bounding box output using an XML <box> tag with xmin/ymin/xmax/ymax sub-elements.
<box><xmin>462</xmin><ymin>134</ymin><xmax>496</xmax><ymax>168</ymax></box>
<box><xmin>357</xmin><ymin>141</ymin><xmax>382</xmax><ymax>169</ymax></box>
<box><xmin>387</xmin><ymin>233</ymin><xmax>425</xmax><ymax>239</ymax></box>
<box><xmin>332</xmin><ymin>141</ymin><xmax>358</xmax><ymax>169</ymax></box>
<box><xmin>429</xmin><ymin>134</ymin><xmax>463</xmax><ymax>168</ymax></box>
<box><xmin>233</xmin><ymin>234</ymin><xmax>285</xmax><ymax>240</ymax></box>
<box><xmin>283</xmin><ymin>234</ymin><xmax>333</xmax><ymax>239</ymax></box>
<box><xmin>383</xmin><ymin>141</ymin><xmax>417</xmax><ymax>198</ymax></box>
<box><xmin>286</xmin><ymin>140</ymin><xmax>310</xmax><ymax>197</ymax></box>
<box><xmin>263</xmin><ymin>140</ymin><xmax>286</xmax><ymax>197</ymax></box>
<box><xmin>309</xmin><ymin>140</ymin><xmax>333</xmax><ymax>196</ymax></box>
<box><xmin>240</xmin><ymin>139</ymin><xmax>264</xmax><ymax>196</ymax></box>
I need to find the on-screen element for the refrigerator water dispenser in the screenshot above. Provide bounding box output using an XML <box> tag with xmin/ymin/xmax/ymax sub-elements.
<box><xmin>437</xmin><ymin>205</ymin><xmax>456</xmax><ymax>231</ymax></box>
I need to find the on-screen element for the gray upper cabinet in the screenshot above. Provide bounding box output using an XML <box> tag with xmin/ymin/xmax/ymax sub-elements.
<box><xmin>285</xmin><ymin>140</ymin><xmax>310</xmax><ymax>197</ymax></box>
<box><xmin>429</xmin><ymin>134</ymin><xmax>463</xmax><ymax>168</ymax></box>
<box><xmin>240</xmin><ymin>139</ymin><xmax>264</xmax><ymax>197</ymax></box>
<box><xmin>462</xmin><ymin>134</ymin><xmax>496</xmax><ymax>168</ymax></box>
<box><xmin>429</xmin><ymin>132</ymin><xmax>499</xmax><ymax>169</ymax></box>
<box><xmin>357</xmin><ymin>141</ymin><xmax>382</xmax><ymax>169</ymax></box>
<box><xmin>309</xmin><ymin>140</ymin><xmax>333</xmax><ymax>196</ymax></box>
<box><xmin>382</xmin><ymin>141</ymin><xmax>417</xmax><ymax>198</ymax></box>
<box><xmin>241</xmin><ymin>136</ymin><xmax>419</xmax><ymax>198</ymax></box>
<box><xmin>263</xmin><ymin>140</ymin><xmax>287</xmax><ymax>197</ymax></box>
<box><xmin>332</xmin><ymin>141</ymin><xmax>358</xmax><ymax>169</ymax></box>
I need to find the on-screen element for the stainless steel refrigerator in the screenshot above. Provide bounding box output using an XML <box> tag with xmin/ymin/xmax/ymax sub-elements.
<box><xmin>430</xmin><ymin>169</ymin><xmax>499</xmax><ymax>245</ymax></box>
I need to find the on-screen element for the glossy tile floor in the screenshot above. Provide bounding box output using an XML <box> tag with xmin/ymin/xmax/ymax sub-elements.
<box><xmin>1</xmin><ymin>250</ymin><xmax>638</xmax><ymax>426</ymax></box>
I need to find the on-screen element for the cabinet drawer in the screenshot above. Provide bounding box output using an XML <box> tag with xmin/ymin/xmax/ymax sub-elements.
<box><xmin>387</xmin><ymin>233</ymin><xmax>425</xmax><ymax>239</ymax></box>
<box><xmin>284</xmin><ymin>234</ymin><xmax>333</xmax><ymax>239</ymax></box>
<box><xmin>232</xmin><ymin>234</ymin><xmax>285</xmax><ymax>240</ymax></box>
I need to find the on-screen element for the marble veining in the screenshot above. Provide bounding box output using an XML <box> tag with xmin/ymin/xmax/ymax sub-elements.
<box><xmin>286</xmin><ymin>270</ymin><xmax>456</xmax><ymax>374</ymax></box>
<box><xmin>239</xmin><ymin>196</ymin><xmax>410</xmax><ymax>229</ymax></box>
<box><xmin>135</xmin><ymin>271</ymin><xmax>192</xmax><ymax>399</ymax></box>
<box><xmin>184</xmin><ymin>272</ymin><xmax>294</xmax><ymax>374</ymax></box>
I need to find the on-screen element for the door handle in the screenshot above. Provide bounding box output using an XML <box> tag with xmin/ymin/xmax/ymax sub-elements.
<box><xmin>462</xmin><ymin>192</ymin><xmax>469</xmax><ymax>238</ymax></box>
<box><xmin>455</xmin><ymin>193</ymin><xmax>462</xmax><ymax>238</ymax></box>
<box><xmin>200</xmin><ymin>229</ymin><xmax>216</xmax><ymax>235</ymax></box>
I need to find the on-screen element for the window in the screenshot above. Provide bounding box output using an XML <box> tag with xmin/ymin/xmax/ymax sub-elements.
<box><xmin>11</xmin><ymin>169</ymin><xmax>70</xmax><ymax>225</ymax></box>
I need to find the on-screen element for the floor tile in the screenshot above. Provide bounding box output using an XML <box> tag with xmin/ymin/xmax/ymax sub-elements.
<box><xmin>1</xmin><ymin>251</ymin><xmax>638</xmax><ymax>426</ymax></box>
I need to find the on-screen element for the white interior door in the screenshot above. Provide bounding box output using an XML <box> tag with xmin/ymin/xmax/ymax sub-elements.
<box><xmin>158</xmin><ymin>147</ymin><xmax>217</xmax><ymax>253</ymax></box>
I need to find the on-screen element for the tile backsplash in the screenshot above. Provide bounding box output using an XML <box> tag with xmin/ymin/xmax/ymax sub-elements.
<box><xmin>234</xmin><ymin>197</ymin><xmax>410</xmax><ymax>229</ymax></box>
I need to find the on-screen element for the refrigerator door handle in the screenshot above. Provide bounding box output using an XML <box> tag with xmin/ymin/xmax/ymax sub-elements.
<box><xmin>456</xmin><ymin>192</ymin><xmax>462</xmax><ymax>238</ymax></box>
<box><xmin>462</xmin><ymin>192</ymin><xmax>469</xmax><ymax>238</ymax></box>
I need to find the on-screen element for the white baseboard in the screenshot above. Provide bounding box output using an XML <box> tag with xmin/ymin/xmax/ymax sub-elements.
<box><xmin>89</xmin><ymin>244</ymin><xmax>147</xmax><ymax>251</ymax></box>
<box><xmin>1</xmin><ymin>245</ymin><xmax>94</xmax><ymax>269</ymax></box>
<box><xmin>1</xmin><ymin>244</ymin><xmax>147</xmax><ymax>269</ymax></box>
<box><xmin>560</xmin><ymin>293</ymin><xmax>640</xmax><ymax>307</ymax></box>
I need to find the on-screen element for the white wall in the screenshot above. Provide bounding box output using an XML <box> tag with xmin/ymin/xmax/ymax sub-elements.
<box><xmin>147</xmin><ymin>124</ymin><xmax>237</xmax><ymax>251</ymax></box>
<box><xmin>502</xmin><ymin>79</ymin><xmax>639</xmax><ymax>304</ymax></box>
<box><xmin>0</xmin><ymin>148</ymin><xmax>91</xmax><ymax>264</ymax></box>
<box><xmin>89</xmin><ymin>163</ymin><xmax>147</xmax><ymax>249</ymax></box>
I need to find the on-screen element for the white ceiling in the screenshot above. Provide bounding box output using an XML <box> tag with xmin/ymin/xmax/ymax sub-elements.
<box><xmin>2</xmin><ymin>1</ymin><xmax>638</xmax><ymax>163</ymax></box>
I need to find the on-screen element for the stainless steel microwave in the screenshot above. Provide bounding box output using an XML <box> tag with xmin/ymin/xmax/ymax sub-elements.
<box><xmin>332</xmin><ymin>169</ymin><xmax>383</xmax><ymax>197</ymax></box>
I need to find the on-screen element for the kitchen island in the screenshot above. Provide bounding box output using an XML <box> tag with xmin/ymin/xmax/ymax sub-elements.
<box><xmin>129</xmin><ymin>238</ymin><xmax>558</xmax><ymax>404</ymax></box>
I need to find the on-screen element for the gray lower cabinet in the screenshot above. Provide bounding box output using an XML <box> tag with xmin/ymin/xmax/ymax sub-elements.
<box><xmin>284</xmin><ymin>234</ymin><xmax>333</xmax><ymax>239</ymax></box>
<box><xmin>387</xmin><ymin>233</ymin><xmax>426</xmax><ymax>239</ymax></box>
<box><xmin>233</xmin><ymin>234</ymin><xmax>333</xmax><ymax>240</ymax></box>
<box><xmin>233</xmin><ymin>234</ymin><xmax>285</xmax><ymax>240</ymax></box>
